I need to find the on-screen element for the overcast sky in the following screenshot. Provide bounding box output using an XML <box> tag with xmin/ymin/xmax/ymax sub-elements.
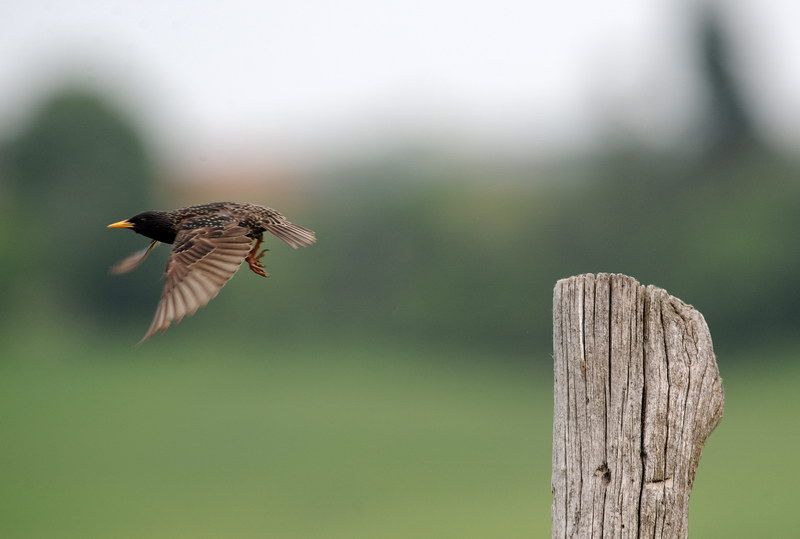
<box><xmin>2</xmin><ymin>0</ymin><xmax>799</xmax><ymax>165</ymax></box>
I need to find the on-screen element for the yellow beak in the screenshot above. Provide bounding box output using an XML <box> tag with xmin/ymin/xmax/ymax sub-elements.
<box><xmin>107</xmin><ymin>219</ymin><xmax>135</xmax><ymax>229</ymax></box>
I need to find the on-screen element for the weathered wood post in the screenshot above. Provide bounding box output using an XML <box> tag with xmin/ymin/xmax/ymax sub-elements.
<box><xmin>552</xmin><ymin>273</ymin><xmax>724</xmax><ymax>538</ymax></box>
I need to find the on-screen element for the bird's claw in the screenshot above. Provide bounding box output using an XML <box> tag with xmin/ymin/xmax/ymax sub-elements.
<box><xmin>247</xmin><ymin>260</ymin><xmax>270</xmax><ymax>278</ymax></box>
<box><xmin>246</xmin><ymin>250</ymin><xmax>270</xmax><ymax>278</ymax></box>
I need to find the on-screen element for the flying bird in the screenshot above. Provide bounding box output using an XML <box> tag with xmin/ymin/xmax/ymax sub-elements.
<box><xmin>107</xmin><ymin>201</ymin><xmax>316</xmax><ymax>343</ymax></box>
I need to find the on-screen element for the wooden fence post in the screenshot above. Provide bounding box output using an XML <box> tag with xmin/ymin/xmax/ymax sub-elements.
<box><xmin>552</xmin><ymin>273</ymin><xmax>724</xmax><ymax>538</ymax></box>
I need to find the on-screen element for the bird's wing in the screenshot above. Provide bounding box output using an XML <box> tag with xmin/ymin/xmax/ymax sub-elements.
<box><xmin>140</xmin><ymin>224</ymin><xmax>252</xmax><ymax>343</ymax></box>
<box><xmin>261</xmin><ymin>208</ymin><xmax>317</xmax><ymax>249</ymax></box>
<box><xmin>109</xmin><ymin>240</ymin><xmax>160</xmax><ymax>275</ymax></box>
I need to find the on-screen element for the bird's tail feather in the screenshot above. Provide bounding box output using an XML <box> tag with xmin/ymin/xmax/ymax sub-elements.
<box><xmin>266</xmin><ymin>223</ymin><xmax>316</xmax><ymax>248</ymax></box>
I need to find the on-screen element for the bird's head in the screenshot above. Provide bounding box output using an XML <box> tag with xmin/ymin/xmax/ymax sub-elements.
<box><xmin>108</xmin><ymin>211</ymin><xmax>177</xmax><ymax>244</ymax></box>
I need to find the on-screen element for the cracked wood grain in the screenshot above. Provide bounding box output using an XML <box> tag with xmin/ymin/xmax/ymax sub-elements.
<box><xmin>552</xmin><ymin>274</ymin><xmax>724</xmax><ymax>538</ymax></box>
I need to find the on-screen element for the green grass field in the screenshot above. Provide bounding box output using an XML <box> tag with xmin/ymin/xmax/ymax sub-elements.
<box><xmin>1</xmin><ymin>337</ymin><xmax>798</xmax><ymax>538</ymax></box>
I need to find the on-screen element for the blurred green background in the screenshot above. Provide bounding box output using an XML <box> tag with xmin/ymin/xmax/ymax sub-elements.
<box><xmin>2</xmin><ymin>3</ymin><xmax>800</xmax><ymax>538</ymax></box>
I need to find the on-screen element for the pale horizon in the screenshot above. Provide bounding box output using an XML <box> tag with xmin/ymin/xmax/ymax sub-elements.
<box><xmin>2</xmin><ymin>0</ymin><xmax>798</xmax><ymax>169</ymax></box>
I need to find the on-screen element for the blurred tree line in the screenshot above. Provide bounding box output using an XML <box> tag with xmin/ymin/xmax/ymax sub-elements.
<box><xmin>1</xmin><ymin>91</ymin><xmax>158</xmax><ymax>331</ymax></box>
<box><xmin>1</xmin><ymin>5</ymin><xmax>798</xmax><ymax>358</ymax></box>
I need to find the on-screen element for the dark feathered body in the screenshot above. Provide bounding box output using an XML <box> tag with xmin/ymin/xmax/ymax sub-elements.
<box><xmin>127</xmin><ymin>202</ymin><xmax>315</xmax><ymax>246</ymax></box>
<box><xmin>108</xmin><ymin>201</ymin><xmax>315</xmax><ymax>342</ymax></box>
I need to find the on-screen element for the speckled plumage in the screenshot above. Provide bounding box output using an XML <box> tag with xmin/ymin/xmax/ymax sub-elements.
<box><xmin>107</xmin><ymin>202</ymin><xmax>316</xmax><ymax>343</ymax></box>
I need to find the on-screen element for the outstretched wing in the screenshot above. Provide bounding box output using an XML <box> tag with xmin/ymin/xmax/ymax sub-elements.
<box><xmin>140</xmin><ymin>224</ymin><xmax>252</xmax><ymax>343</ymax></box>
<box><xmin>109</xmin><ymin>240</ymin><xmax>160</xmax><ymax>275</ymax></box>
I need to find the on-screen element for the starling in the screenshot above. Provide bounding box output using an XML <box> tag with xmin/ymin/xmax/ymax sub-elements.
<box><xmin>107</xmin><ymin>202</ymin><xmax>315</xmax><ymax>342</ymax></box>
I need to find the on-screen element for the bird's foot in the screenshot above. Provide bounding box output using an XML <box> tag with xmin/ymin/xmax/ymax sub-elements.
<box><xmin>246</xmin><ymin>249</ymin><xmax>270</xmax><ymax>278</ymax></box>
